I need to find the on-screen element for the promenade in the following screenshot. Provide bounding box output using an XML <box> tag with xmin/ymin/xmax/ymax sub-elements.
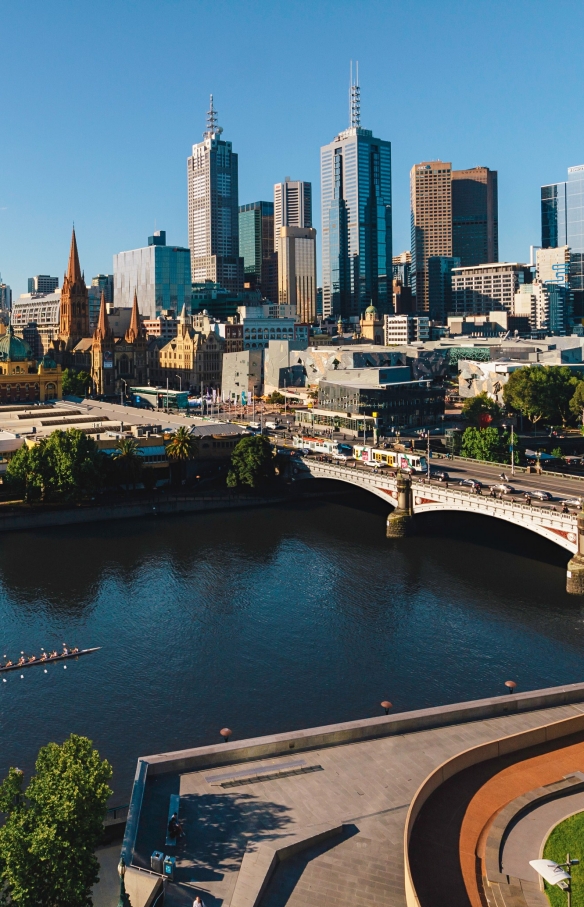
<box><xmin>122</xmin><ymin>683</ymin><xmax>584</xmax><ymax>907</ymax></box>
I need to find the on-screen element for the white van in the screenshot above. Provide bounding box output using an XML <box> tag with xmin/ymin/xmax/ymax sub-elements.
<box><xmin>265</xmin><ymin>421</ymin><xmax>280</xmax><ymax>431</ymax></box>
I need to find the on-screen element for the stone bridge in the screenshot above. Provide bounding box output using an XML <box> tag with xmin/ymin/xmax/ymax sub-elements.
<box><xmin>294</xmin><ymin>458</ymin><xmax>584</xmax><ymax>594</ymax></box>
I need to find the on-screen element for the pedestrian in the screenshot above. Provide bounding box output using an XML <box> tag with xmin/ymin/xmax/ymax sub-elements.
<box><xmin>193</xmin><ymin>897</ymin><xmax>206</xmax><ymax>907</ymax></box>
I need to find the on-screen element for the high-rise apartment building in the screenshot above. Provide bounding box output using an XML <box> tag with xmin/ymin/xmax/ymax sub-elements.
<box><xmin>274</xmin><ymin>179</ymin><xmax>312</xmax><ymax>254</ymax></box>
<box><xmin>542</xmin><ymin>165</ymin><xmax>584</xmax><ymax>315</ymax></box>
<box><xmin>451</xmin><ymin>262</ymin><xmax>531</xmax><ymax>315</ymax></box>
<box><xmin>238</xmin><ymin>201</ymin><xmax>277</xmax><ymax>301</ymax></box>
<box><xmin>321</xmin><ymin>74</ymin><xmax>392</xmax><ymax>319</ymax></box>
<box><xmin>28</xmin><ymin>275</ymin><xmax>59</xmax><ymax>294</ymax></box>
<box><xmin>187</xmin><ymin>96</ymin><xmax>243</xmax><ymax>294</ymax></box>
<box><xmin>278</xmin><ymin>226</ymin><xmax>317</xmax><ymax>322</ymax></box>
<box><xmin>410</xmin><ymin>161</ymin><xmax>452</xmax><ymax>315</ymax></box>
<box><xmin>452</xmin><ymin>167</ymin><xmax>498</xmax><ymax>266</ymax></box>
<box><xmin>113</xmin><ymin>231</ymin><xmax>191</xmax><ymax>320</ymax></box>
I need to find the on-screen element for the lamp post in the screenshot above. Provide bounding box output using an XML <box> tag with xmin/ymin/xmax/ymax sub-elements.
<box><xmin>117</xmin><ymin>857</ymin><xmax>132</xmax><ymax>907</ymax></box>
<box><xmin>530</xmin><ymin>854</ymin><xmax>579</xmax><ymax>907</ymax></box>
<box><xmin>175</xmin><ymin>375</ymin><xmax>182</xmax><ymax>391</ymax></box>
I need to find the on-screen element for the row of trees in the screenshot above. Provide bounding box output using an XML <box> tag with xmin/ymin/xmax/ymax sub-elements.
<box><xmin>0</xmin><ymin>734</ymin><xmax>112</xmax><ymax>907</ymax></box>
<box><xmin>5</xmin><ymin>426</ymin><xmax>199</xmax><ymax>502</ymax></box>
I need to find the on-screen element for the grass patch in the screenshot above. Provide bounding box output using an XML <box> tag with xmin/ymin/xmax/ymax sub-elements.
<box><xmin>543</xmin><ymin>810</ymin><xmax>584</xmax><ymax>906</ymax></box>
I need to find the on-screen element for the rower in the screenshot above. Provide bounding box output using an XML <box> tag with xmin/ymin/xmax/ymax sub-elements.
<box><xmin>28</xmin><ymin>656</ymin><xmax>36</xmax><ymax>663</ymax></box>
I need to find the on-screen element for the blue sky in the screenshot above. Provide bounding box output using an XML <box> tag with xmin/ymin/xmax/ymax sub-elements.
<box><xmin>1</xmin><ymin>0</ymin><xmax>583</xmax><ymax>296</ymax></box>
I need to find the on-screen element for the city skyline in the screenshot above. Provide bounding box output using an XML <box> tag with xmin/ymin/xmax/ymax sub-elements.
<box><xmin>3</xmin><ymin>0</ymin><xmax>584</xmax><ymax>296</ymax></box>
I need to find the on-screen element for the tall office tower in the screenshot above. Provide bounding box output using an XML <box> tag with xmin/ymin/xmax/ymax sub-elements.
<box><xmin>410</xmin><ymin>161</ymin><xmax>452</xmax><ymax>315</ymax></box>
<box><xmin>452</xmin><ymin>167</ymin><xmax>498</xmax><ymax>266</ymax></box>
<box><xmin>238</xmin><ymin>201</ymin><xmax>277</xmax><ymax>301</ymax></box>
<box><xmin>427</xmin><ymin>255</ymin><xmax>461</xmax><ymax>322</ymax></box>
<box><xmin>91</xmin><ymin>274</ymin><xmax>114</xmax><ymax>304</ymax></box>
<box><xmin>321</xmin><ymin>70</ymin><xmax>392</xmax><ymax>319</ymax></box>
<box><xmin>542</xmin><ymin>165</ymin><xmax>584</xmax><ymax>316</ymax></box>
<box><xmin>278</xmin><ymin>226</ymin><xmax>317</xmax><ymax>322</ymax></box>
<box><xmin>0</xmin><ymin>278</ymin><xmax>11</xmax><ymax>313</ymax></box>
<box><xmin>274</xmin><ymin>179</ymin><xmax>312</xmax><ymax>254</ymax></box>
<box><xmin>28</xmin><ymin>275</ymin><xmax>59</xmax><ymax>294</ymax></box>
<box><xmin>187</xmin><ymin>96</ymin><xmax>244</xmax><ymax>294</ymax></box>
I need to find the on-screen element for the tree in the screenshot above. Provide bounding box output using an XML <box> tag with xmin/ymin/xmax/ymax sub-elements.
<box><xmin>166</xmin><ymin>426</ymin><xmax>197</xmax><ymax>485</ymax></box>
<box><xmin>6</xmin><ymin>430</ymin><xmax>103</xmax><ymax>503</ymax></box>
<box><xmin>0</xmin><ymin>734</ymin><xmax>112</xmax><ymax>907</ymax></box>
<box><xmin>265</xmin><ymin>391</ymin><xmax>285</xmax><ymax>405</ymax></box>
<box><xmin>226</xmin><ymin>435</ymin><xmax>275</xmax><ymax>489</ymax></box>
<box><xmin>462</xmin><ymin>393</ymin><xmax>501</xmax><ymax>426</ymax></box>
<box><xmin>62</xmin><ymin>369</ymin><xmax>92</xmax><ymax>398</ymax></box>
<box><xmin>504</xmin><ymin>366</ymin><xmax>579</xmax><ymax>428</ymax></box>
<box><xmin>112</xmin><ymin>437</ymin><xmax>142</xmax><ymax>490</ymax></box>
<box><xmin>461</xmin><ymin>426</ymin><xmax>513</xmax><ymax>463</ymax></box>
<box><xmin>569</xmin><ymin>380</ymin><xmax>584</xmax><ymax>426</ymax></box>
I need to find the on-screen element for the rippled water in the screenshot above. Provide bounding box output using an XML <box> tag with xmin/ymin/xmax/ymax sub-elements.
<box><xmin>0</xmin><ymin>491</ymin><xmax>583</xmax><ymax>800</ymax></box>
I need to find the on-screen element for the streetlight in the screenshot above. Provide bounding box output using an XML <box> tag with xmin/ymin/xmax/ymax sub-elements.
<box><xmin>530</xmin><ymin>855</ymin><xmax>579</xmax><ymax>907</ymax></box>
<box><xmin>175</xmin><ymin>375</ymin><xmax>182</xmax><ymax>391</ymax></box>
<box><xmin>117</xmin><ymin>857</ymin><xmax>132</xmax><ymax>907</ymax></box>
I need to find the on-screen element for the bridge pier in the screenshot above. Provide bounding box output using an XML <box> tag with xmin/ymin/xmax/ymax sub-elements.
<box><xmin>567</xmin><ymin>511</ymin><xmax>584</xmax><ymax>594</ymax></box>
<box><xmin>386</xmin><ymin>473</ymin><xmax>415</xmax><ymax>538</ymax></box>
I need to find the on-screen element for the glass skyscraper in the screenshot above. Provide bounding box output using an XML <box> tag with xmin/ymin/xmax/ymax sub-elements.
<box><xmin>320</xmin><ymin>79</ymin><xmax>392</xmax><ymax>319</ymax></box>
<box><xmin>113</xmin><ymin>231</ymin><xmax>192</xmax><ymax>320</ymax></box>
<box><xmin>238</xmin><ymin>201</ymin><xmax>277</xmax><ymax>301</ymax></box>
<box><xmin>542</xmin><ymin>165</ymin><xmax>584</xmax><ymax>315</ymax></box>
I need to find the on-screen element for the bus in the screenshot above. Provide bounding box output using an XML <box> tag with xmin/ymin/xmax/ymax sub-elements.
<box><xmin>353</xmin><ymin>446</ymin><xmax>428</xmax><ymax>473</ymax></box>
<box><xmin>293</xmin><ymin>435</ymin><xmax>353</xmax><ymax>460</ymax></box>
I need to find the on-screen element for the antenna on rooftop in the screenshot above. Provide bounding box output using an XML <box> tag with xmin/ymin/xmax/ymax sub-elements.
<box><xmin>204</xmin><ymin>94</ymin><xmax>222</xmax><ymax>139</ymax></box>
<box><xmin>350</xmin><ymin>60</ymin><xmax>361</xmax><ymax>128</ymax></box>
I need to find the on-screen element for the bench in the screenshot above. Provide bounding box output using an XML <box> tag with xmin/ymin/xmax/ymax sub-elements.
<box><xmin>165</xmin><ymin>794</ymin><xmax>180</xmax><ymax>848</ymax></box>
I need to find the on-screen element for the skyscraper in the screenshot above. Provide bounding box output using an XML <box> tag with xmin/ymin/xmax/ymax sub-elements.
<box><xmin>542</xmin><ymin>165</ymin><xmax>584</xmax><ymax>315</ymax></box>
<box><xmin>278</xmin><ymin>226</ymin><xmax>317</xmax><ymax>322</ymax></box>
<box><xmin>321</xmin><ymin>70</ymin><xmax>392</xmax><ymax>319</ymax></box>
<box><xmin>238</xmin><ymin>201</ymin><xmax>277</xmax><ymax>301</ymax></box>
<box><xmin>114</xmin><ymin>231</ymin><xmax>191</xmax><ymax>320</ymax></box>
<box><xmin>452</xmin><ymin>167</ymin><xmax>498</xmax><ymax>266</ymax></box>
<box><xmin>28</xmin><ymin>275</ymin><xmax>59</xmax><ymax>294</ymax></box>
<box><xmin>274</xmin><ymin>179</ymin><xmax>312</xmax><ymax>254</ymax></box>
<box><xmin>187</xmin><ymin>96</ymin><xmax>243</xmax><ymax>294</ymax></box>
<box><xmin>410</xmin><ymin>161</ymin><xmax>452</xmax><ymax>314</ymax></box>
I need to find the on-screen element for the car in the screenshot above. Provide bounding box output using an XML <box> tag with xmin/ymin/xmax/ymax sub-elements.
<box><xmin>559</xmin><ymin>497</ymin><xmax>583</xmax><ymax>508</ymax></box>
<box><xmin>431</xmin><ymin>469</ymin><xmax>450</xmax><ymax>482</ymax></box>
<box><xmin>459</xmin><ymin>478</ymin><xmax>483</xmax><ymax>490</ymax></box>
<box><xmin>491</xmin><ymin>483</ymin><xmax>516</xmax><ymax>494</ymax></box>
<box><xmin>527</xmin><ymin>490</ymin><xmax>553</xmax><ymax>501</ymax></box>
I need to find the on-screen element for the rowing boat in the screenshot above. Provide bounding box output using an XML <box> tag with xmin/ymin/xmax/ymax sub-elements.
<box><xmin>0</xmin><ymin>647</ymin><xmax>101</xmax><ymax>673</ymax></box>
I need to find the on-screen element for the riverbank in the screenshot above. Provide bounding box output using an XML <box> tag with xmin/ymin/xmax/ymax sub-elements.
<box><xmin>0</xmin><ymin>487</ymin><xmax>326</xmax><ymax>532</ymax></box>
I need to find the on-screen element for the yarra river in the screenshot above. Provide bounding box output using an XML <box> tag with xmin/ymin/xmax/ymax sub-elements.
<box><xmin>1</xmin><ymin>490</ymin><xmax>584</xmax><ymax>801</ymax></box>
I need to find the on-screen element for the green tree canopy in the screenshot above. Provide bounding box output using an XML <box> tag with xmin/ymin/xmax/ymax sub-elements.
<box><xmin>461</xmin><ymin>392</ymin><xmax>501</xmax><ymax>426</ymax></box>
<box><xmin>0</xmin><ymin>733</ymin><xmax>112</xmax><ymax>907</ymax></box>
<box><xmin>62</xmin><ymin>369</ymin><xmax>92</xmax><ymax>398</ymax></box>
<box><xmin>166</xmin><ymin>426</ymin><xmax>197</xmax><ymax>485</ymax></box>
<box><xmin>265</xmin><ymin>391</ymin><xmax>285</xmax><ymax>405</ymax></box>
<box><xmin>461</xmin><ymin>426</ymin><xmax>514</xmax><ymax>463</ymax></box>
<box><xmin>503</xmin><ymin>366</ymin><xmax>579</xmax><ymax>427</ymax></box>
<box><xmin>112</xmin><ymin>436</ymin><xmax>142</xmax><ymax>489</ymax></box>
<box><xmin>569</xmin><ymin>380</ymin><xmax>584</xmax><ymax>424</ymax></box>
<box><xmin>226</xmin><ymin>435</ymin><xmax>275</xmax><ymax>489</ymax></box>
<box><xmin>6</xmin><ymin>430</ymin><xmax>103</xmax><ymax>502</ymax></box>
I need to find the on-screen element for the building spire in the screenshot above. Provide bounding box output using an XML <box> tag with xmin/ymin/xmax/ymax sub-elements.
<box><xmin>65</xmin><ymin>226</ymin><xmax>83</xmax><ymax>285</ymax></box>
<box><xmin>94</xmin><ymin>291</ymin><xmax>111</xmax><ymax>341</ymax></box>
<box><xmin>125</xmin><ymin>289</ymin><xmax>141</xmax><ymax>342</ymax></box>
<box><xmin>204</xmin><ymin>94</ymin><xmax>223</xmax><ymax>139</ymax></box>
<box><xmin>349</xmin><ymin>61</ymin><xmax>361</xmax><ymax>128</ymax></box>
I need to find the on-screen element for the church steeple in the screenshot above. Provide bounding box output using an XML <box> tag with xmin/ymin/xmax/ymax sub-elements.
<box><xmin>66</xmin><ymin>228</ymin><xmax>83</xmax><ymax>285</ymax></box>
<box><xmin>94</xmin><ymin>291</ymin><xmax>112</xmax><ymax>341</ymax></box>
<box><xmin>59</xmin><ymin>227</ymin><xmax>89</xmax><ymax>347</ymax></box>
<box><xmin>125</xmin><ymin>289</ymin><xmax>142</xmax><ymax>343</ymax></box>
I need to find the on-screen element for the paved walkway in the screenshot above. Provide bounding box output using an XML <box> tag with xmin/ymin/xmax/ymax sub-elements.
<box><xmin>133</xmin><ymin>701</ymin><xmax>584</xmax><ymax>907</ymax></box>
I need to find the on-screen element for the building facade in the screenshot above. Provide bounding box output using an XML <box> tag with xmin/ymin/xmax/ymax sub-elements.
<box><xmin>410</xmin><ymin>161</ymin><xmax>452</xmax><ymax>314</ymax></box>
<box><xmin>277</xmin><ymin>226</ymin><xmax>317</xmax><ymax>322</ymax></box>
<box><xmin>28</xmin><ymin>275</ymin><xmax>59</xmax><ymax>294</ymax></box>
<box><xmin>542</xmin><ymin>164</ymin><xmax>584</xmax><ymax>316</ymax></box>
<box><xmin>427</xmin><ymin>255</ymin><xmax>461</xmax><ymax>321</ymax></box>
<box><xmin>91</xmin><ymin>274</ymin><xmax>114</xmax><ymax>304</ymax></box>
<box><xmin>155</xmin><ymin>307</ymin><xmax>224</xmax><ymax>392</ymax></box>
<box><xmin>451</xmin><ymin>262</ymin><xmax>532</xmax><ymax>315</ymax></box>
<box><xmin>113</xmin><ymin>230</ymin><xmax>191</xmax><ymax>321</ymax></box>
<box><xmin>91</xmin><ymin>291</ymin><xmax>148</xmax><ymax>397</ymax></box>
<box><xmin>317</xmin><ymin>375</ymin><xmax>445</xmax><ymax>431</ymax></box>
<box><xmin>274</xmin><ymin>179</ymin><xmax>312</xmax><ymax>254</ymax></box>
<box><xmin>221</xmin><ymin>349</ymin><xmax>263</xmax><ymax>403</ymax></box>
<box><xmin>392</xmin><ymin>251</ymin><xmax>411</xmax><ymax>287</ymax></box>
<box><xmin>384</xmin><ymin>314</ymin><xmax>430</xmax><ymax>345</ymax></box>
<box><xmin>238</xmin><ymin>201</ymin><xmax>276</xmax><ymax>301</ymax></box>
<box><xmin>0</xmin><ymin>279</ymin><xmax>11</xmax><ymax>315</ymax></box>
<box><xmin>0</xmin><ymin>331</ymin><xmax>62</xmax><ymax>404</ymax></box>
<box><xmin>187</xmin><ymin>97</ymin><xmax>243</xmax><ymax>293</ymax></box>
<box><xmin>452</xmin><ymin>167</ymin><xmax>498</xmax><ymax>266</ymax></box>
<box><xmin>321</xmin><ymin>79</ymin><xmax>392</xmax><ymax>319</ymax></box>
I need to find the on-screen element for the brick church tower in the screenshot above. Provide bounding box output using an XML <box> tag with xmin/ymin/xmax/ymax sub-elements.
<box><xmin>58</xmin><ymin>228</ymin><xmax>89</xmax><ymax>352</ymax></box>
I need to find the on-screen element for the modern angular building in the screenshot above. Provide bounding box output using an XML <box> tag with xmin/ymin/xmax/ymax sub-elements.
<box><xmin>238</xmin><ymin>201</ymin><xmax>277</xmax><ymax>302</ymax></box>
<box><xmin>321</xmin><ymin>76</ymin><xmax>392</xmax><ymax>319</ymax></box>
<box><xmin>452</xmin><ymin>167</ymin><xmax>498</xmax><ymax>266</ymax></box>
<box><xmin>542</xmin><ymin>165</ymin><xmax>584</xmax><ymax>316</ymax></box>
<box><xmin>113</xmin><ymin>230</ymin><xmax>191</xmax><ymax>321</ymax></box>
<box><xmin>187</xmin><ymin>96</ymin><xmax>244</xmax><ymax>294</ymax></box>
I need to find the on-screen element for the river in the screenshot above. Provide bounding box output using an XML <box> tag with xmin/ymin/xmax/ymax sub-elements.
<box><xmin>0</xmin><ymin>491</ymin><xmax>583</xmax><ymax>801</ymax></box>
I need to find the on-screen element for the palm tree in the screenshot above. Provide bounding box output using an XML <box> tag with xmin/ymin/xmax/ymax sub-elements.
<box><xmin>112</xmin><ymin>437</ymin><xmax>142</xmax><ymax>491</ymax></box>
<box><xmin>166</xmin><ymin>427</ymin><xmax>197</xmax><ymax>486</ymax></box>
